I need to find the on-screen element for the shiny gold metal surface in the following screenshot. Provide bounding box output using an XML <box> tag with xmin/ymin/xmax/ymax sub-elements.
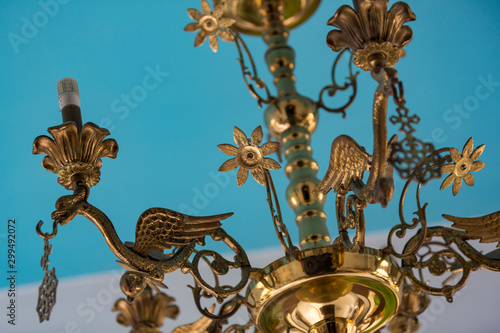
<box><xmin>214</xmin><ymin>0</ymin><xmax>321</xmax><ymax>35</ymax></box>
<box><xmin>327</xmin><ymin>0</ymin><xmax>415</xmax><ymax>71</ymax></box>
<box><xmin>113</xmin><ymin>287</ymin><xmax>179</xmax><ymax>333</ymax></box>
<box><xmin>287</xmin><ymin>181</ymin><xmax>324</xmax><ymax>210</ymax></box>
<box><xmin>266</xmin><ymin>97</ymin><xmax>319</xmax><ymax>143</ymax></box>
<box><xmin>310</xmin><ymin>319</ymin><xmax>357</xmax><ymax>333</ymax></box>
<box><xmin>246</xmin><ymin>245</ymin><xmax>403</xmax><ymax>333</ymax></box>
<box><xmin>32</xmin><ymin>122</ymin><xmax>118</xmax><ymax>190</ymax></box>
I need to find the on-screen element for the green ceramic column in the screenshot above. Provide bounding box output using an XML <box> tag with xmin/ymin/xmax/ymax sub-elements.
<box><xmin>261</xmin><ymin>0</ymin><xmax>330</xmax><ymax>249</ymax></box>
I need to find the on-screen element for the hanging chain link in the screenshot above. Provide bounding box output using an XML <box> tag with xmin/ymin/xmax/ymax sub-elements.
<box><xmin>388</xmin><ymin>73</ymin><xmax>443</xmax><ymax>183</ymax></box>
<box><xmin>36</xmin><ymin>221</ymin><xmax>59</xmax><ymax>322</ymax></box>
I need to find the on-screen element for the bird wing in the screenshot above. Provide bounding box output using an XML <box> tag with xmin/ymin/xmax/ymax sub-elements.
<box><xmin>132</xmin><ymin>208</ymin><xmax>233</xmax><ymax>256</ymax></box>
<box><xmin>315</xmin><ymin>135</ymin><xmax>370</xmax><ymax>194</ymax></box>
<box><xmin>443</xmin><ymin>210</ymin><xmax>500</xmax><ymax>247</ymax></box>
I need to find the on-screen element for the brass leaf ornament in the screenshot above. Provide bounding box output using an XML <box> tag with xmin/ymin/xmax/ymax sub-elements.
<box><xmin>440</xmin><ymin>137</ymin><xmax>485</xmax><ymax>196</ymax></box>
<box><xmin>113</xmin><ymin>287</ymin><xmax>179</xmax><ymax>333</ymax></box>
<box><xmin>327</xmin><ymin>0</ymin><xmax>416</xmax><ymax>71</ymax></box>
<box><xmin>184</xmin><ymin>0</ymin><xmax>236</xmax><ymax>52</ymax></box>
<box><xmin>218</xmin><ymin>126</ymin><xmax>280</xmax><ymax>186</ymax></box>
<box><xmin>32</xmin><ymin>122</ymin><xmax>118</xmax><ymax>190</ymax></box>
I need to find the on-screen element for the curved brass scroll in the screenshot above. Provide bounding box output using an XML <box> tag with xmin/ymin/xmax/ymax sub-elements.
<box><xmin>316</xmin><ymin>49</ymin><xmax>359</xmax><ymax>117</ymax></box>
<box><xmin>402</xmin><ymin>226</ymin><xmax>500</xmax><ymax>302</ymax></box>
<box><xmin>182</xmin><ymin>228</ymin><xmax>255</xmax><ymax>303</ymax></box>
<box><xmin>335</xmin><ymin>192</ymin><xmax>366</xmax><ymax>253</ymax></box>
<box><xmin>383</xmin><ymin>148</ymin><xmax>448</xmax><ymax>259</ymax></box>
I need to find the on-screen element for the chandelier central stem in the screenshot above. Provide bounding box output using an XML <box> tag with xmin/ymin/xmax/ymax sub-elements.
<box><xmin>260</xmin><ymin>0</ymin><xmax>330</xmax><ymax>249</ymax></box>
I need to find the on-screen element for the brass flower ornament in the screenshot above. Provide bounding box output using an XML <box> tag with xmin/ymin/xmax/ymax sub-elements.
<box><xmin>440</xmin><ymin>137</ymin><xmax>485</xmax><ymax>196</ymax></box>
<box><xmin>218</xmin><ymin>126</ymin><xmax>280</xmax><ymax>186</ymax></box>
<box><xmin>327</xmin><ymin>0</ymin><xmax>416</xmax><ymax>71</ymax></box>
<box><xmin>184</xmin><ymin>0</ymin><xmax>235</xmax><ymax>53</ymax></box>
<box><xmin>33</xmin><ymin>122</ymin><xmax>118</xmax><ymax>190</ymax></box>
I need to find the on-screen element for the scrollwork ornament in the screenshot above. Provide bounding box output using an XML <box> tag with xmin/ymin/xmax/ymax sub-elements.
<box><xmin>383</xmin><ymin>174</ymin><xmax>428</xmax><ymax>260</ymax></box>
<box><xmin>316</xmin><ymin>49</ymin><xmax>359</xmax><ymax>117</ymax></box>
<box><xmin>181</xmin><ymin>228</ymin><xmax>254</xmax><ymax>304</ymax></box>
<box><xmin>335</xmin><ymin>192</ymin><xmax>366</xmax><ymax>253</ymax></box>
<box><xmin>174</xmin><ymin>289</ymin><xmax>253</xmax><ymax>333</ymax></box>
<box><xmin>403</xmin><ymin>226</ymin><xmax>500</xmax><ymax>302</ymax></box>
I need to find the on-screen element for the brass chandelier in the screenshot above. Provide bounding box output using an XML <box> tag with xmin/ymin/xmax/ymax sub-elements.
<box><xmin>32</xmin><ymin>1</ymin><xmax>500</xmax><ymax>332</ymax></box>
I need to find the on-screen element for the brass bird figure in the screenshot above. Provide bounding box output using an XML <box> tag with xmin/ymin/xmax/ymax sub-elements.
<box><xmin>315</xmin><ymin>134</ymin><xmax>398</xmax><ymax>208</ymax></box>
<box><xmin>315</xmin><ymin>68</ymin><xmax>402</xmax><ymax>208</ymax></box>
<box><xmin>444</xmin><ymin>210</ymin><xmax>500</xmax><ymax>247</ymax></box>
<box><xmin>50</xmin><ymin>185</ymin><xmax>233</xmax><ymax>302</ymax></box>
<box><xmin>130</xmin><ymin>207</ymin><xmax>231</xmax><ymax>256</ymax></box>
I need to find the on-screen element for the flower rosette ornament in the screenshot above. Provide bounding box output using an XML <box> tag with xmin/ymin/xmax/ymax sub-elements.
<box><xmin>440</xmin><ymin>137</ymin><xmax>485</xmax><ymax>196</ymax></box>
<box><xmin>218</xmin><ymin>126</ymin><xmax>280</xmax><ymax>186</ymax></box>
<box><xmin>184</xmin><ymin>0</ymin><xmax>235</xmax><ymax>52</ymax></box>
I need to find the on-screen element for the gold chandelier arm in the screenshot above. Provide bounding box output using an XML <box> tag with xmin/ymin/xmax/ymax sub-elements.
<box><xmin>351</xmin><ymin>70</ymin><xmax>391</xmax><ymax>202</ymax></box>
<box><xmin>400</xmin><ymin>226</ymin><xmax>500</xmax><ymax>302</ymax></box>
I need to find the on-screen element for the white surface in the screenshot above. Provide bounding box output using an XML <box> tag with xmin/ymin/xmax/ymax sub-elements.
<box><xmin>1</xmin><ymin>233</ymin><xmax>499</xmax><ymax>333</ymax></box>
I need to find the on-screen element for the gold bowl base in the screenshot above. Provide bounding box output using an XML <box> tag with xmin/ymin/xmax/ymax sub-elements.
<box><xmin>246</xmin><ymin>245</ymin><xmax>403</xmax><ymax>333</ymax></box>
<box><xmin>214</xmin><ymin>0</ymin><xmax>321</xmax><ymax>35</ymax></box>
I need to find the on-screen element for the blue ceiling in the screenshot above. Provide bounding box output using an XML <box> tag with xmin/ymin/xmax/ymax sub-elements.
<box><xmin>1</xmin><ymin>1</ymin><xmax>500</xmax><ymax>286</ymax></box>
